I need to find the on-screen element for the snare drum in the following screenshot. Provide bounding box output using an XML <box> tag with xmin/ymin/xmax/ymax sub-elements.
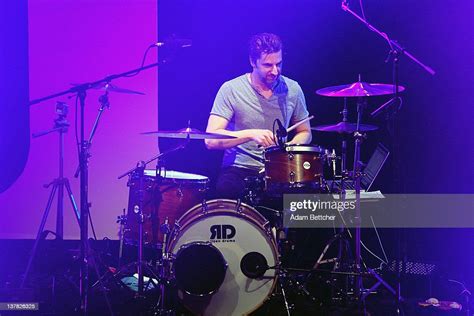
<box><xmin>168</xmin><ymin>199</ymin><xmax>278</xmax><ymax>316</ymax></box>
<box><xmin>264</xmin><ymin>144</ymin><xmax>325</xmax><ymax>193</ymax></box>
<box><xmin>124</xmin><ymin>170</ymin><xmax>208</xmax><ymax>246</ymax></box>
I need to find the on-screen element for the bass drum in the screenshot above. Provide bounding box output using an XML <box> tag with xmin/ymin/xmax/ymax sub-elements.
<box><xmin>168</xmin><ymin>199</ymin><xmax>278</xmax><ymax>316</ymax></box>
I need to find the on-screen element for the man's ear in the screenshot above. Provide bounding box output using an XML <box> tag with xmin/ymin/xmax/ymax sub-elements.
<box><xmin>249</xmin><ymin>56</ymin><xmax>256</xmax><ymax>69</ymax></box>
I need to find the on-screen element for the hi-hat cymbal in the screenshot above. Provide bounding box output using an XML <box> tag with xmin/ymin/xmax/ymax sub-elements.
<box><xmin>312</xmin><ymin>122</ymin><xmax>378</xmax><ymax>133</ymax></box>
<box><xmin>316</xmin><ymin>81</ymin><xmax>405</xmax><ymax>97</ymax></box>
<box><xmin>72</xmin><ymin>83</ymin><xmax>145</xmax><ymax>95</ymax></box>
<box><xmin>141</xmin><ymin>127</ymin><xmax>236</xmax><ymax>139</ymax></box>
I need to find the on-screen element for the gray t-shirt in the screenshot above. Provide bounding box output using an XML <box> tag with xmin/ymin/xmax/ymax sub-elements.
<box><xmin>210</xmin><ymin>74</ymin><xmax>309</xmax><ymax>170</ymax></box>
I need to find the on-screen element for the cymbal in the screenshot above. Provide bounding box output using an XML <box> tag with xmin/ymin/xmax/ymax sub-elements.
<box><xmin>72</xmin><ymin>83</ymin><xmax>145</xmax><ymax>95</ymax></box>
<box><xmin>316</xmin><ymin>81</ymin><xmax>405</xmax><ymax>97</ymax></box>
<box><xmin>141</xmin><ymin>127</ymin><xmax>236</xmax><ymax>139</ymax></box>
<box><xmin>312</xmin><ymin>122</ymin><xmax>378</xmax><ymax>133</ymax></box>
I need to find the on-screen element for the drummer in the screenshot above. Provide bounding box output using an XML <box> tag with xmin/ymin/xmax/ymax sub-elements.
<box><xmin>205</xmin><ymin>32</ymin><xmax>312</xmax><ymax>199</ymax></box>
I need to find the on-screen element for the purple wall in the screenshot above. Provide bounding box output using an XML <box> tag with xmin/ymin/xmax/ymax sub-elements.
<box><xmin>0</xmin><ymin>0</ymin><xmax>158</xmax><ymax>239</ymax></box>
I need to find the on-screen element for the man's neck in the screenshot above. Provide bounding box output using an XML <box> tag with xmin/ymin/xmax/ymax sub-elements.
<box><xmin>250</xmin><ymin>72</ymin><xmax>273</xmax><ymax>91</ymax></box>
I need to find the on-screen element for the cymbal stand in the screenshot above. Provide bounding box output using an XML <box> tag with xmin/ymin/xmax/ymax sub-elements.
<box><xmin>70</xmin><ymin>88</ymin><xmax>111</xmax><ymax>243</ymax></box>
<box><xmin>352</xmin><ymin>95</ymin><xmax>399</xmax><ymax>304</ymax></box>
<box><xmin>21</xmin><ymin>102</ymin><xmax>80</xmax><ymax>288</ymax></box>
<box><xmin>352</xmin><ymin>96</ymin><xmax>366</xmax><ymax>298</ymax></box>
<box><xmin>314</xmin><ymin>98</ymin><xmax>352</xmax><ymax>269</ymax></box>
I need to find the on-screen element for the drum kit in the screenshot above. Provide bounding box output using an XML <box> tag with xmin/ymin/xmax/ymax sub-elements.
<box><xmin>112</xmin><ymin>78</ymin><xmax>404</xmax><ymax>315</ymax></box>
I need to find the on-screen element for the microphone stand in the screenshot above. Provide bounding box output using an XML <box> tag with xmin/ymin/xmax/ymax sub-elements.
<box><xmin>341</xmin><ymin>1</ymin><xmax>435</xmax><ymax>76</ymax></box>
<box><xmin>341</xmin><ymin>2</ymin><xmax>435</xmax><ymax>314</ymax></box>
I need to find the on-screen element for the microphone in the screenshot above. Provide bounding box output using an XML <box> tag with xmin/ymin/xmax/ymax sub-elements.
<box><xmin>275</xmin><ymin>119</ymin><xmax>288</xmax><ymax>137</ymax></box>
<box><xmin>240</xmin><ymin>252</ymin><xmax>269</xmax><ymax>279</ymax></box>
<box><xmin>154</xmin><ymin>38</ymin><xmax>192</xmax><ymax>48</ymax></box>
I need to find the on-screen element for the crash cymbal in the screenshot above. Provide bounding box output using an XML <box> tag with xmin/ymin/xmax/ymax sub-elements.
<box><xmin>312</xmin><ymin>122</ymin><xmax>378</xmax><ymax>133</ymax></box>
<box><xmin>141</xmin><ymin>127</ymin><xmax>236</xmax><ymax>139</ymax></box>
<box><xmin>316</xmin><ymin>81</ymin><xmax>405</xmax><ymax>97</ymax></box>
<box><xmin>71</xmin><ymin>83</ymin><xmax>145</xmax><ymax>95</ymax></box>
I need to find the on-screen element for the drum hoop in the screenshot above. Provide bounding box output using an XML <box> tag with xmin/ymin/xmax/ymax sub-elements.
<box><xmin>143</xmin><ymin>169</ymin><xmax>210</xmax><ymax>181</ymax></box>
<box><xmin>265</xmin><ymin>144</ymin><xmax>324</xmax><ymax>154</ymax></box>
<box><xmin>168</xmin><ymin>199</ymin><xmax>277</xmax><ymax>259</ymax></box>
<box><xmin>172</xmin><ymin>199</ymin><xmax>268</xmax><ymax>232</ymax></box>
<box><xmin>156</xmin><ymin>177</ymin><xmax>209</xmax><ymax>187</ymax></box>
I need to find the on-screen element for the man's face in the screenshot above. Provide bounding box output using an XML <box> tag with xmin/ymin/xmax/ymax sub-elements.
<box><xmin>251</xmin><ymin>50</ymin><xmax>283</xmax><ymax>87</ymax></box>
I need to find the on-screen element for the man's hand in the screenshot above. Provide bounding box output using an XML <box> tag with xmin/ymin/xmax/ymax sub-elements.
<box><xmin>246</xmin><ymin>129</ymin><xmax>276</xmax><ymax>148</ymax></box>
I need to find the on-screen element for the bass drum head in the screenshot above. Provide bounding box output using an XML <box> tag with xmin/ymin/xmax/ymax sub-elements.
<box><xmin>168</xmin><ymin>199</ymin><xmax>278</xmax><ymax>316</ymax></box>
<box><xmin>174</xmin><ymin>241</ymin><xmax>227</xmax><ymax>296</ymax></box>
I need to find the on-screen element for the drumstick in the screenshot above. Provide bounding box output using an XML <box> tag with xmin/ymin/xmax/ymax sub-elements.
<box><xmin>286</xmin><ymin>115</ymin><xmax>314</xmax><ymax>133</ymax></box>
<box><xmin>257</xmin><ymin>115</ymin><xmax>315</xmax><ymax>149</ymax></box>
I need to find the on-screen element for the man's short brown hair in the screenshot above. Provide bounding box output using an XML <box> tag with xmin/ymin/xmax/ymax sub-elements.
<box><xmin>248</xmin><ymin>33</ymin><xmax>283</xmax><ymax>63</ymax></box>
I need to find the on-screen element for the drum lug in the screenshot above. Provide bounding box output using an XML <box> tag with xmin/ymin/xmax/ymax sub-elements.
<box><xmin>265</xmin><ymin>226</ymin><xmax>273</xmax><ymax>238</ymax></box>
<box><xmin>288</xmin><ymin>153</ymin><xmax>294</xmax><ymax>161</ymax></box>
<box><xmin>235</xmin><ymin>199</ymin><xmax>243</xmax><ymax>213</ymax></box>
<box><xmin>289</xmin><ymin>171</ymin><xmax>296</xmax><ymax>184</ymax></box>
<box><xmin>201</xmin><ymin>200</ymin><xmax>208</xmax><ymax>214</ymax></box>
<box><xmin>173</xmin><ymin>222</ymin><xmax>181</xmax><ymax>235</ymax></box>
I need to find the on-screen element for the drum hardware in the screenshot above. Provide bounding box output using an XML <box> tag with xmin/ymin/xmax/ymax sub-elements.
<box><xmin>116</xmin><ymin>208</ymin><xmax>128</xmax><ymax>267</ymax></box>
<box><xmin>155</xmin><ymin>218</ymin><xmax>173</xmax><ymax>315</ymax></box>
<box><xmin>200</xmin><ymin>199</ymin><xmax>209</xmax><ymax>213</ymax></box>
<box><xmin>289</xmin><ymin>171</ymin><xmax>295</xmax><ymax>183</ymax></box>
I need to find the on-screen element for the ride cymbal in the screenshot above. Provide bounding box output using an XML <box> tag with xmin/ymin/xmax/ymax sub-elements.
<box><xmin>316</xmin><ymin>81</ymin><xmax>405</xmax><ymax>97</ymax></box>
<box><xmin>312</xmin><ymin>122</ymin><xmax>378</xmax><ymax>133</ymax></box>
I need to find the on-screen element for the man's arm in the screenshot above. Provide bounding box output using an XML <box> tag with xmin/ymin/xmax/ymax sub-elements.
<box><xmin>205</xmin><ymin>114</ymin><xmax>275</xmax><ymax>149</ymax></box>
<box><xmin>287</xmin><ymin>120</ymin><xmax>312</xmax><ymax>145</ymax></box>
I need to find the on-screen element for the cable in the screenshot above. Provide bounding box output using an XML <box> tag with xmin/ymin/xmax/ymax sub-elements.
<box><xmin>123</xmin><ymin>44</ymin><xmax>155</xmax><ymax>78</ymax></box>
<box><xmin>371</xmin><ymin>216</ymin><xmax>389</xmax><ymax>263</ymax></box>
<box><xmin>358</xmin><ymin>0</ymin><xmax>394</xmax><ymax>50</ymax></box>
<box><xmin>360</xmin><ymin>240</ymin><xmax>387</xmax><ymax>265</ymax></box>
